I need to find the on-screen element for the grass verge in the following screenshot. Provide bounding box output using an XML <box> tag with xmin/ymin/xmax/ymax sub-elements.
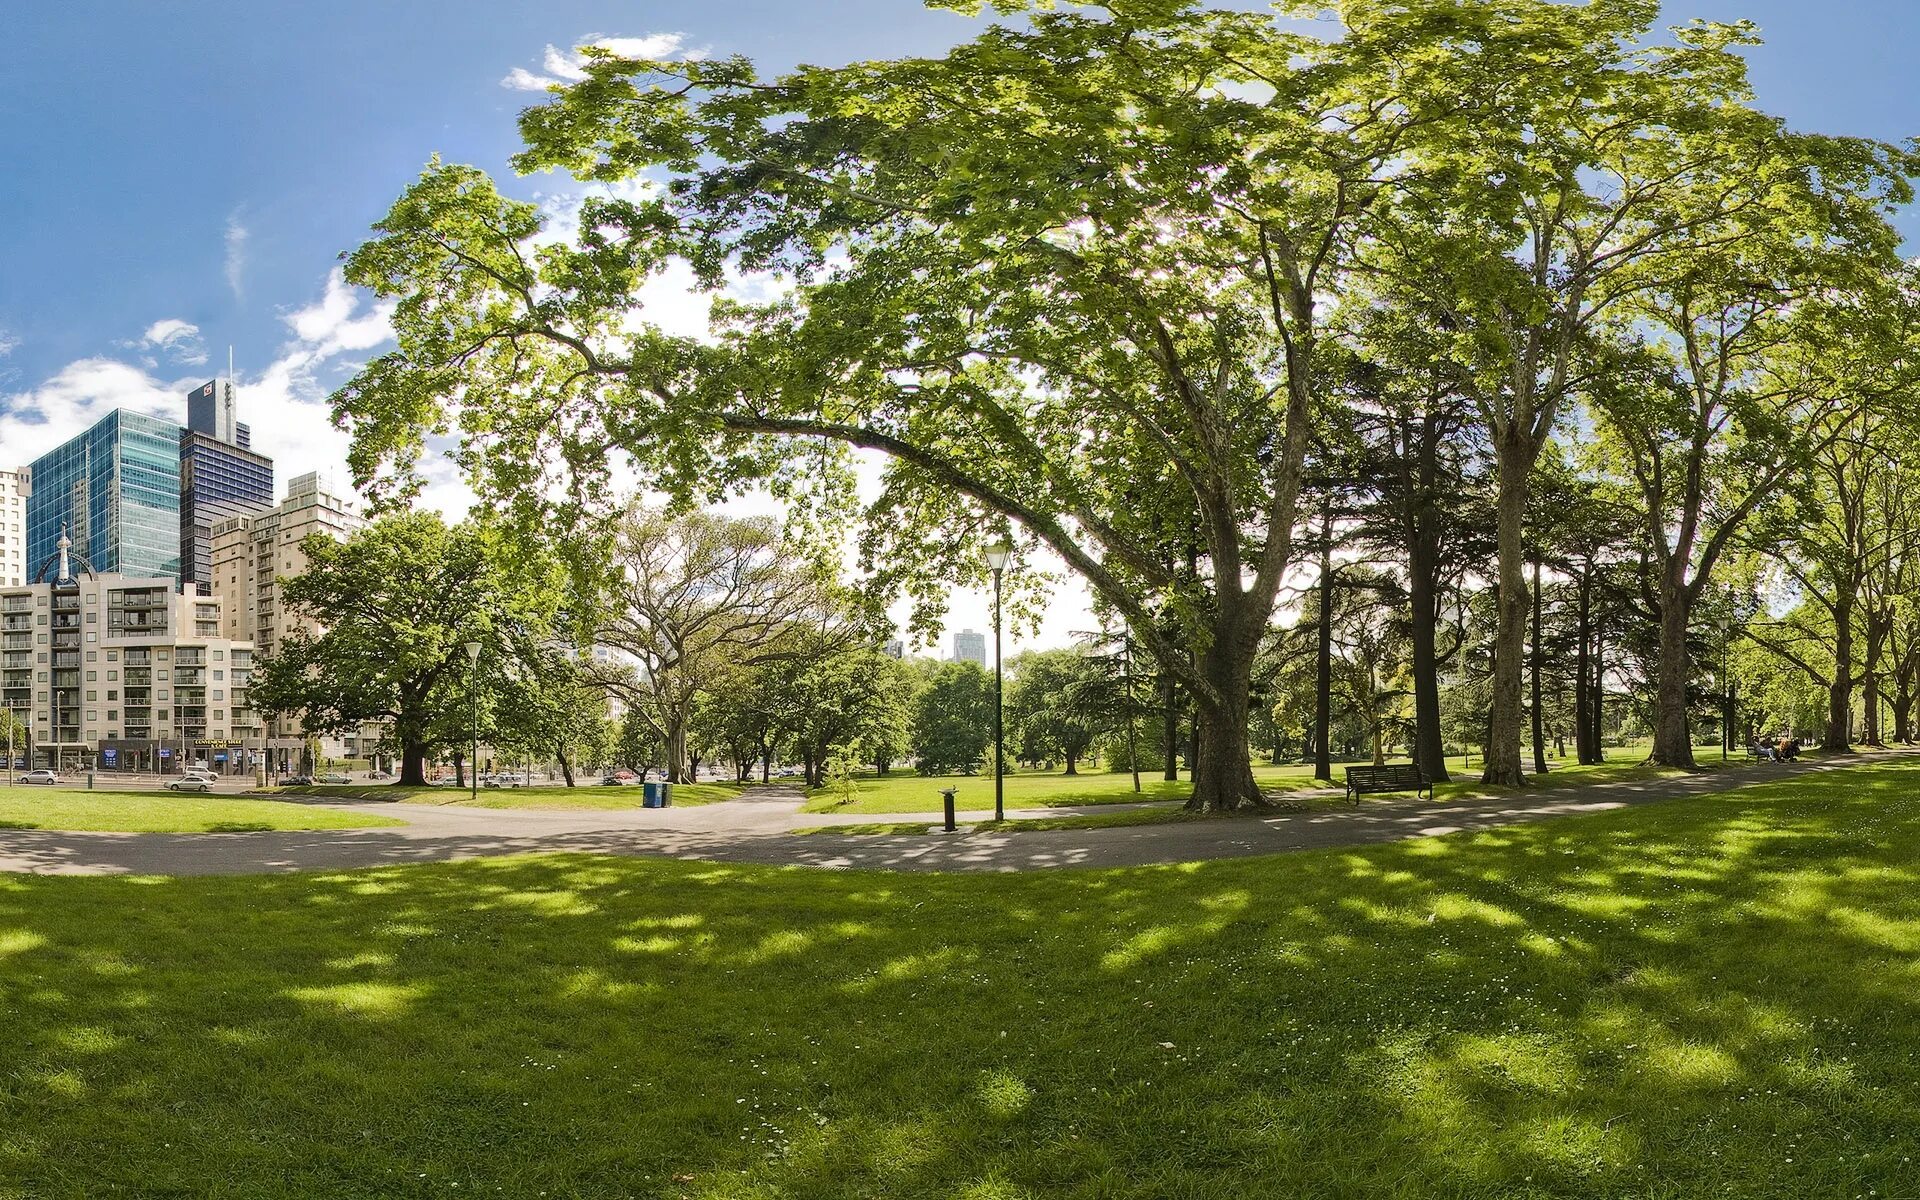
<box><xmin>273</xmin><ymin>781</ymin><xmax>749</xmax><ymax>808</ymax></box>
<box><xmin>4</xmin><ymin>761</ymin><xmax>1919</xmax><ymax>1195</ymax></box>
<box><xmin>0</xmin><ymin>788</ymin><xmax>403</xmax><ymax>833</ymax></box>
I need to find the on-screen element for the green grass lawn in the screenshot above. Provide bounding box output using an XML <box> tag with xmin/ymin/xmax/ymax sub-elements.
<box><xmin>806</xmin><ymin>752</ymin><xmax>1694</xmax><ymax>815</ymax></box>
<box><xmin>803</xmin><ymin>759</ymin><xmax>1713</xmax><ymax>833</ymax></box>
<box><xmin>5</xmin><ymin>762</ymin><xmax>1920</xmax><ymax>1195</ymax></box>
<box><xmin>277</xmin><ymin>781</ymin><xmax>749</xmax><ymax>809</ymax></box>
<box><xmin>0</xmin><ymin>787</ymin><xmax>404</xmax><ymax>833</ymax></box>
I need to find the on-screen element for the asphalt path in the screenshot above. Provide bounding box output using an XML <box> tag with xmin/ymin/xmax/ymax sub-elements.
<box><xmin>0</xmin><ymin>750</ymin><xmax>1887</xmax><ymax>878</ymax></box>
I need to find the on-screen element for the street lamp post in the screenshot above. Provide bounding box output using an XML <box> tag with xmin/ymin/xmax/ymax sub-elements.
<box><xmin>464</xmin><ymin>641</ymin><xmax>482</xmax><ymax>804</ymax></box>
<box><xmin>984</xmin><ymin>539</ymin><xmax>1012</xmax><ymax>823</ymax></box>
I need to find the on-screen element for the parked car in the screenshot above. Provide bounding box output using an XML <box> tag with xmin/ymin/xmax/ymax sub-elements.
<box><xmin>19</xmin><ymin>769</ymin><xmax>60</xmax><ymax>785</ymax></box>
<box><xmin>601</xmin><ymin>769</ymin><xmax>640</xmax><ymax>786</ymax></box>
<box><xmin>367</xmin><ymin>769</ymin><xmax>394</xmax><ymax>780</ymax></box>
<box><xmin>165</xmin><ymin>777</ymin><xmax>214</xmax><ymax>792</ymax></box>
<box><xmin>181</xmin><ymin>769</ymin><xmax>218</xmax><ymax>783</ymax></box>
<box><xmin>282</xmin><ymin>775</ymin><xmax>314</xmax><ymax>787</ymax></box>
<box><xmin>315</xmin><ymin>772</ymin><xmax>353</xmax><ymax>785</ymax></box>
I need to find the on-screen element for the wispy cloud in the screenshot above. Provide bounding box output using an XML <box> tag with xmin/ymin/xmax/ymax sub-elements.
<box><xmin>224</xmin><ymin>212</ymin><xmax>249</xmax><ymax>299</ymax></box>
<box><xmin>0</xmin><ymin>328</ymin><xmax>17</xmax><ymax>358</ymax></box>
<box><xmin>139</xmin><ymin>318</ymin><xmax>208</xmax><ymax>367</ymax></box>
<box><xmin>500</xmin><ymin>32</ymin><xmax>692</xmax><ymax>91</ymax></box>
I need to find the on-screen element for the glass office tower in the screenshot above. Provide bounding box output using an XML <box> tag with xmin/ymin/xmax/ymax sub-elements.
<box><xmin>25</xmin><ymin>410</ymin><xmax>183</xmax><ymax>582</ymax></box>
<box><xmin>179</xmin><ymin>380</ymin><xmax>273</xmax><ymax>594</ymax></box>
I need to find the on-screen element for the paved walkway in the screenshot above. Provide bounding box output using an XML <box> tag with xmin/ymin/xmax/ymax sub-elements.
<box><xmin>0</xmin><ymin>752</ymin><xmax>1890</xmax><ymax>877</ymax></box>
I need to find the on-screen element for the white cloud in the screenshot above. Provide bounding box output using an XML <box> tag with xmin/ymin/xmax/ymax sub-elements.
<box><xmin>224</xmin><ymin>214</ymin><xmax>249</xmax><ymax>299</ymax></box>
<box><xmin>0</xmin><ymin>359</ymin><xmax>182</xmax><ymax>468</ymax></box>
<box><xmin>140</xmin><ymin>318</ymin><xmax>208</xmax><ymax>366</ymax></box>
<box><xmin>500</xmin><ymin>32</ymin><xmax>691</xmax><ymax>91</ymax></box>
<box><xmin>285</xmin><ymin>268</ymin><xmax>394</xmax><ymax>355</ymax></box>
<box><xmin>0</xmin><ymin>329</ymin><xmax>17</xmax><ymax>357</ymax></box>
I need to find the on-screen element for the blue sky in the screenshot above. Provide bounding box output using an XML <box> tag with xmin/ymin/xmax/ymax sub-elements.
<box><xmin>2</xmin><ymin>1</ymin><xmax>1917</xmax><ymax>645</ymax></box>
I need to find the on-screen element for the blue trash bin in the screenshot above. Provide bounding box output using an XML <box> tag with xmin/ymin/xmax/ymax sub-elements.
<box><xmin>642</xmin><ymin>781</ymin><xmax>663</xmax><ymax>809</ymax></box>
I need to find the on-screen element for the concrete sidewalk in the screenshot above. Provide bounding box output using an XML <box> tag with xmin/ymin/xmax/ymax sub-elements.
<box><xmin>0</xmin><ymin>751</ymin><xmax>1894</xmax><ymax>877</ymax></box>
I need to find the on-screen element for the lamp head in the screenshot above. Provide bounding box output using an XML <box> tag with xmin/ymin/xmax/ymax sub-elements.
<box><xmin>464</xmin><ymin>641</ymin><xmax>483</xmax><ymax>662</ymax></box>
<box><xmin>984</xmin><ymin>540</ymin><xmax>1012</xmax><ymax>572</ymax></box>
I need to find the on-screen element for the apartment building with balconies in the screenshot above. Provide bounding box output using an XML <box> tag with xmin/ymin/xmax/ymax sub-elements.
<box><xmin>1</xmin><ymin>544</ymin><xmax>260</xmax><ymax>772</ymax></box>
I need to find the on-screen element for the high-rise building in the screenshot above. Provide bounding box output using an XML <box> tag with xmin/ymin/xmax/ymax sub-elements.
<box><xmin>208</xmin><ymin>471</ymin><xmax>362</xmax><ymax>661</ymax></box>
<box><xmin>0</xmin><ymin>467</ymin><xmax>28</xmax><ymax>587</ymax></box>
<box><xmin>208</xmin><ymin>472</ymin><xmax>369</xmax><ymax>764</ymax></box>
<box><xmin>179</xmin><ymin>379</ymin><xmax>273</xmax><ymax>596</ymax></box>
<box><xmin>26</xmin><ymin>410</ymin><xmax>182</xmax><ymax>582</ymax></box>
<box><xmin>953</xmin><ymin>628</ymin><xmax>986</xmax><ymax>666</ymax></box>
<box><xmin>1</xmin><ymin>533</ymin><xmax>260</xmax><ymax>773</ymax></box>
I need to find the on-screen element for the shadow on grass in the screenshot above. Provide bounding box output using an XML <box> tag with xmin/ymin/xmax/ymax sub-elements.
<box><xmin>3</xmin><ymin>762</ymin><xmax>1920</xmax><ymax>1194</ymax></box>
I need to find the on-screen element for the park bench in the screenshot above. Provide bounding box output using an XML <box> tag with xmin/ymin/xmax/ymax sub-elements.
<box><xmin>1343</xmin><ymin>763</ymin><xmax>1432</xmax><ymax>804</ymax></box>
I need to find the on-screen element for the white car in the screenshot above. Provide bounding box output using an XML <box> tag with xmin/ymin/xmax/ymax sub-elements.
<box><xmin>19</xmin><ymin>769</ymin><xmax>60</xmax><ymax>785</ymax></box>
<box><xmin>165</xmin><ymin>777</ymin><xmax>214</xmax><ymax>792</ymax></box>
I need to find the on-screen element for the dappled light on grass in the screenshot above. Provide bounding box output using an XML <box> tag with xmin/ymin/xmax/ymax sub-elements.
<box><xmin>5</xmin><ymin>764</ymin><xmax>1920</xmax><ymax>1193</ymax></box>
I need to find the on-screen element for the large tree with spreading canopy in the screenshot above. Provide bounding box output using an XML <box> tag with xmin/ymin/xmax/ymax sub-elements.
<box><xmin>331</xmin><ymin>0</ymin><xmax>1473</xmax><ymax>811</ymax></box>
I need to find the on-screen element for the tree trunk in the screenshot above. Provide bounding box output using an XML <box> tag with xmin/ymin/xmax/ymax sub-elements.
<box><xmin>1161</xmin><ymin>675</ymin><xmax>1180</xmax><ymax>782</ymax></box>
<box><xmin>1482</xmin><ymin>452</ymin><xmax>1531</xmax><ymax>787</ymax></box>
<box><xmin>1893</xmin><ymin>641</ymin><xmax>1916</xmax><ymax>743</ymax></box>
<box><xmin>1863</xmin><ymin>609</ymin><xmax>1887</xmax><ymax>746</ymax></box>
<box><xmin>453</xmin><ymin>751</ymin><xmax>466</xmax><ymax>788</ymax></box>
<box><xmin>1185</xmin><ymin>698</ymin><xmax>1260</xmax><ymax>812</ymax></box>
<box><xmin>665</xmin><ymin>710</ymin><xmax>689</xmax><ymax>783</ymax></box>
<box><xmin>1063</xmin><ymin>748</ymin><xmax>1078</xmax><ymax>775</ymax></box>
<box><xmin>557</xmin><ymin>751</ymin><xmax>574</xmax><ymax>787</ymax></box>
<box><xmin>1649</xmin><ymin>573</ymin><xmax>1696</xmax><ymax>767</ymax></box>
<box><xmin>1827</xmin><ymin>587</ymin><xmax>1856</xmax><ymax>751</ymax></box>
<box><xmin>1407</xmin><ymin>531</ymin><xmax>1449</xmax><ymax>785</ymax></box>
<box><xmin>1313</xmin><ymin>529</ymin><xmax>1335</xmax><ymax>783</ymax></box>
<box><xmin>1530</xmin><ymin>557</ymin><xmax>1548</xmax><ymax>774</ymax></box>
<box><xmin>1589</xmin><ymin>631</ymin><xmax>1607</xmax><ymax>762</ymax></box>
<box><xmin>400</xmin><ymin>738</ymin><xmax>430</xmax><ymax>786</ymax></box>
<box><xmin>1574</xmin><ymin>567</ymin><xmax>1596</xmax><ymax>764</ymax></box>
